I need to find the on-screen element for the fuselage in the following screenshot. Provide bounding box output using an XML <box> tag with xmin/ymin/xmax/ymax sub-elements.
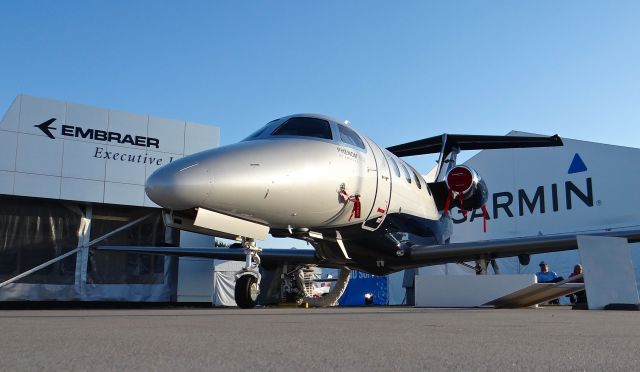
<box><xmin>146</xmin><ymin>114</ymin><xmax>450</xmax><ymax>274</ymax></box>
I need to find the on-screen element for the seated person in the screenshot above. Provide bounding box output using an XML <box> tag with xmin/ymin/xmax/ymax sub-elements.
<box><xmin>568</xmin><ymin>264</ymin><xmax>584</xmax><ymax>283</ymax></box>
<box><xmin>568</xmin><ymin>264</ymin><xmax>587</xmax><ymax>304</ymax></box>
<box><xmin>536</xmin><ymin>261</ymin><xmax>564</xmax><ymax>304</ymax></box>
<box><xmin>536</xmin><ymin>261</ymin><xmax>564</xmax><ymax>283</ymax></box>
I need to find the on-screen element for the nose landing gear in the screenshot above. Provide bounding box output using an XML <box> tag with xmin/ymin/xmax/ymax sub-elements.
<box><xmin>234</xmin><ymin>238</ymin><xmax>262</xmax><ymax>309</ymax></box>
<box><xmin>235</xmin><ymin>275</ymin><xmax>259</xmax><ymax>309</ymax></box>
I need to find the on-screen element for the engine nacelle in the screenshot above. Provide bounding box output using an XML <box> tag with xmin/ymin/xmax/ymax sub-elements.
<box><xmin>446</xmin><ymin>165</ymin><xmax>488</xmax><ymax>210</ymax></box>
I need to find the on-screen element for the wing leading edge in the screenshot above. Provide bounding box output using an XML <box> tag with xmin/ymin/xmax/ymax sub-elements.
<box><xmin>98</xmin><ymin>229</ymin><xmax>640</xmax><ymax>272</ymax></box>
<box><xmin>96</xmin><ymin>246</ymin><xmax>319</xmax><ymax>265</ymax></box>
<box><xmin>406</xmin><ymin>229</ymin><xmax>640</xmax><ymax>267</ymax></box>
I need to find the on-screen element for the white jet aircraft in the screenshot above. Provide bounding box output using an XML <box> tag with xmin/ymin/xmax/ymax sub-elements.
<box><xmin>100</xmin><ymin>114</ymin><xmax>640</xmax><ymax>308</ymax></box>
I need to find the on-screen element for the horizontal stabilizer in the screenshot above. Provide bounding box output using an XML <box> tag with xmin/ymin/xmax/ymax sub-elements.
<box><xmin>96</xmin><ymin>246</ymin><xmax>318</xmax><ymax>265</ymax></box>
<box><xmin>387</xmin><ymin>134</ymin><xmax>563</xmax><ymax>158</ymax></box>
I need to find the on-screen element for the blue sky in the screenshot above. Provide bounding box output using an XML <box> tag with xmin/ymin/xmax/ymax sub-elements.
<box><xmin>2</xmin><ymin>1</ymin><xmax>639</xmax><ymax>172</ymax></box>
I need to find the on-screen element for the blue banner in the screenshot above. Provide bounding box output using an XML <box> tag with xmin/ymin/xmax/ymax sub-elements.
<box><xmin>339</xmin><ymin>271</ymin><xmax>388</xmax><ymax>306</ymax></box>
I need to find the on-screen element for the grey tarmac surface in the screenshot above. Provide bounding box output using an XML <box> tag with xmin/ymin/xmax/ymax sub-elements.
<box><xmin>1</xmin><ymin>306</ymin><xmax>639</xmax><ymax>371</ymax></box>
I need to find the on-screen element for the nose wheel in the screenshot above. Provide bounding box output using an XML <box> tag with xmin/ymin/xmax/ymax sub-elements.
<box><xmin>234</xmin><ymin>239</ymin><xmax>262</xmax><ymax>309</ymax></box>
<box><xmin>235</xmin><ymin>275</ymin><xmax>259</xmax><ymax>309</ymax></box>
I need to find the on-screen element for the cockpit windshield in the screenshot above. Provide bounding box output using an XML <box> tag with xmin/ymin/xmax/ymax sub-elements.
<box><xmin>271</xmin><ymin>117</ymin><xmax>333</xmax><ymax>140</ymax></box>
<box><xmin>243</xmin><ymin>119</ymin><xmax>279</xmax><ymax>141</ymax></box>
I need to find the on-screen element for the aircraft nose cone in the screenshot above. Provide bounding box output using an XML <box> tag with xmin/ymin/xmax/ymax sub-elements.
<box><xmin>145</xmin><ymin>159</ymin><xmax>211</xmax><ymax>210</ymax></box>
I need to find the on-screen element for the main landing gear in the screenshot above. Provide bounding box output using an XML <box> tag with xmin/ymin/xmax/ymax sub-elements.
<box><xmin>232</xmin><ymin>238</ymin><xmax>352</xmax><ymax>308</ymax></box>
<box><xmin>299</xmin><ymin>266</ymin><xmax>351</xmax><ymax>308</ymax></box>
<box><xmin>234</xmin><ymin>238</ymin><xmax>262</xmax><ymax>309</ymax></box>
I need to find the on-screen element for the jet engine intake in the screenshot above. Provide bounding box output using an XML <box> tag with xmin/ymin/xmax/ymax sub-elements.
<box><xmin>446</xmin><ymin>165</ymin><xmax>488</xmax><ymax>211</ymax></box>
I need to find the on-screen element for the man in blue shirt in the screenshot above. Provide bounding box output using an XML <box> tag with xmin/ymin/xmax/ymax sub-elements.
<box><xmin>536</xmin><ymin>261</ymin><xmax>564</xmax><ymax>283</ymax></box>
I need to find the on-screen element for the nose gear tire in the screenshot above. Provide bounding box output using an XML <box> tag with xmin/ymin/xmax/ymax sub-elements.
<box><xmin>235</xmin><ymin>275</ymin><xmax>259</xmax><ymax>309</ymax></box>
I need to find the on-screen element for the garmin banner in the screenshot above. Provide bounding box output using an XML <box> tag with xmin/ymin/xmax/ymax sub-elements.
<box><xmin>0</xmin><ymin>94</ymin><xmax>220</xmax><ymax>207</ymax></box>
<box><xmin>452</xmin><ymin>132</ymin><xmax>640</xmax><ymax>240</ymax></box>
<box><xmin>432</xmin><ymin>132</ymin><xmax>640</xmax><ymax>294</ymax></box>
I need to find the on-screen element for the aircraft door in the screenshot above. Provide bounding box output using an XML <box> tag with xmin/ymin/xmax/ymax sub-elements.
<box><xmin>361</xmin><ymin>138</ymin><xmax>392</xmax><ymax>231</ymax></box>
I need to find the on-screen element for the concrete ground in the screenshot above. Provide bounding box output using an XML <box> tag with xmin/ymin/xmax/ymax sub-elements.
<box><xmin>1</xmin><ymin>306</ymin><xmax>639</xmax><ymax>371</ymax></box>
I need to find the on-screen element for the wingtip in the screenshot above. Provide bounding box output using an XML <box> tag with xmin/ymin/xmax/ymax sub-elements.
<box><xmin>551</xmin><ymin>134</ymin><xmax>563</xmax><ymax>145</ymax></box>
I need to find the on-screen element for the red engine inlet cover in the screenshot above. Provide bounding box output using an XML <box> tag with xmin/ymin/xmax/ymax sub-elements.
<box><xmin>446</xmin><ymin>166</ymin><xmax>473</xmax><ymax>193</ymax></box>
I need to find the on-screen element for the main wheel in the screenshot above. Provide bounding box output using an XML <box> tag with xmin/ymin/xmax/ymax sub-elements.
<box><xmin>235</xmin><ymin>275</ymin><xmax>259</xmax><ymax>309</ymax></box>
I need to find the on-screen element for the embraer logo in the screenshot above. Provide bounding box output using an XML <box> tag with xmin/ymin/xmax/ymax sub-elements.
<box><xmin>34</xmin><ymin>118</ymin><xmax>160</xmax><ymax>148</ymax></box>
<box><xmin>35</xmin><ymin>118</ymin><xmax>57</xmax><ymax>139</ymax></box>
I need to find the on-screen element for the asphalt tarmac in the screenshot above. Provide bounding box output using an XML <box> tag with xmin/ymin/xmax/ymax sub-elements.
<box><xmin>1</xmin><ymin>306</ymin><xmax>639</xmax><ymax>371</ymax></box>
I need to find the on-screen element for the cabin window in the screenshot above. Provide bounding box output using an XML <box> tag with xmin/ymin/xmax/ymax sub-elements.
<box><xmin>386</xmin><ymin>152</ymin><xmax>401</xmax><ymax>177</ymax></box>
<box><xmin>271</xmin><ymin>117</ymin><xmax>333</xmax><ymax>140</ymax></box>
<box><xmin>400</xmin><ymin>163</ymin><xmax>412</xmax><ymax>184</ymax></box>
<box><xmin>338</xmin><ymin>125</ymin><xmax>365</xmax><ymax>149</ymax></box>
<box><xmin>411</xmin><ymin>167</ymin><xmax>422</xmax><ymax>189</ymax></box>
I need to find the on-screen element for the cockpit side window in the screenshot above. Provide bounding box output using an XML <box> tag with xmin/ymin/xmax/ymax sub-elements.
<box><xmin>271</xmin><ymin>117</ymin><xmax>333</xmax><ymax>140</ymax></box>
<box><xmin>338</xmin><ymin>125</ymin><xmax>365</xmax><ymax>150</ymax></box>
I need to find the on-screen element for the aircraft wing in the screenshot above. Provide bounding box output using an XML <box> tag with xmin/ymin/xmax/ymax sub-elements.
<box><xmin>407</xmin><ymin>229</ymin><xmax>640</xmax><ymax>267</ymax></box>
<box><xmin>95</xmin><ymin>246</ymin><xmax>319</xmax><ymax>265</ymax></box>
<box><xmin>97</xmin><ymin>229</ymin><xmax>640</xmax><ymax>271</ymax></box>
<box><xmin>387</xmin><ymin>133</ymin><xmax>563</xmax><ymax>158</ymax></box>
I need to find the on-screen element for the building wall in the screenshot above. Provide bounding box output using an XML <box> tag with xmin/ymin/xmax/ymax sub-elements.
<box><xmin>0</xmin><ymin>95</ymin><xmax>221</xmax><ymax>301</ymax></box>
<box><xmin>0</xmin><ymin>94</ymin><xmax>220</xmax><ymax>206</ymax></box>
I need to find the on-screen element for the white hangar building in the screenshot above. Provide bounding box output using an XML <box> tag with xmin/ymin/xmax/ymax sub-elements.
<box><xmin>0</xmin><ymin>94</ymin><xmax>219</xmax><ymax>302</ymax></box>
<box><xmin>416</xmin><ymin>131</ymin><xmax>640</xmax><ymax>296</ymax></box>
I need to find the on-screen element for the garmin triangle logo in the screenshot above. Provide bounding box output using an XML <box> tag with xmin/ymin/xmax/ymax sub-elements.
<box><xmin>35</xmin><ymin>118</ymin><xmax>57</xmax><ymax>139</ymax></box>
<box><xmin>568</xmin><ymin>153</ymin><xmax>588</xmax><ymax>174</ymax></box>
<box><xmin>33</xmin><ymin>117</ymin><xmax>160</xmax><ymax>148</ymax></box>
